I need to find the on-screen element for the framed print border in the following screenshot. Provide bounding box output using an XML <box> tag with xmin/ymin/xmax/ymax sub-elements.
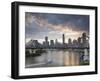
<box><xmin>11</xmin><ymin>1</ymin><xmax>98</xmax><ymax>79</ymax></box>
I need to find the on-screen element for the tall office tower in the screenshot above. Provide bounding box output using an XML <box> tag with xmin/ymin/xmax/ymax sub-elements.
<box><xmin>55</xmin><ymin>39</ymin><xmax>58</xmax><ymax>44</ymax></box>
<box><xmin>68</xmin><ymin>38</ymin><xmax>72</xmax><ymax>44</ymax></box>
<box><xmin>50</xmin><ymin>40</ymin><xmax>54</xmax><ymax>47</ymax></box>
<box><xmin>78</xmin><ymin>37</ymin><xmax>81</xmax><ymax>44</ymax></box>
<box><xmin>68</xmin><ymin>38</ymin><xmax>72</xmax><ymax>47</ymax></box>
<box><xmin>45</xmin><ymin>36</ymin><xmax>49</xmax><ymax>47</ymax></box>
<box><xmin>77</xmin><ymin>37</ymin><xmax>82</xmax><ymax>47</ymax></box>
<box><xmin>73</xmin><ymin>39</ymin><xmax>77</xmax><ymax>47</ymax></box>
<box><xmin>82</xmin><ymin>33</ymin><xmax>87</xmax><ymax>44</ymax></box>
<box><xmin>45</xmin><ymin>36</ymin><xmax>48</xmax><ymax>42</ymax></box>
<box><xmin>62</xmin><ymin>34</ymin><xmax>65</xmax><ymax>44</ymax></box>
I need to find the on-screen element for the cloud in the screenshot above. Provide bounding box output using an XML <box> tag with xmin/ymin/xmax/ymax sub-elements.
<box><xmin>25</xmin><ymin>12</ymin><xmax>89</xmax><ymax>41</ymax></box>
<box><xmin>26</xmin><ymin>13</ymin><xmax>89</xmax><ymax>32</ymax></box>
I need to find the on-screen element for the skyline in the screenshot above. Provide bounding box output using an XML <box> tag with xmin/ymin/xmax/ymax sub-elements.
<box><xmin>25</xmin><ymin>12</ymin><xmax>89</xmax><ymax>43</ymax></box>
<box><xmin>26</xmin><ymin>33</ymin><xmax>89</xmax><ymax>49</ymax></box>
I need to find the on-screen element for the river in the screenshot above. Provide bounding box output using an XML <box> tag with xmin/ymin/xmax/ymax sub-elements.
<box><xmin>25</xmin><ymin>49</ymin><xmax>89</xmax><ymax>68</ymax></box>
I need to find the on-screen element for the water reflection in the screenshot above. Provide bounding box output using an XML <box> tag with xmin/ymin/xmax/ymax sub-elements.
<box><xmin>25</xmin><ymin>49</ymin><xmax>89</xmax><ymax>68</ymax></box>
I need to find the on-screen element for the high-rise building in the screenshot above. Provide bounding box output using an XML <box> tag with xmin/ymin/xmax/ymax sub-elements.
<box><xmin>45</xmin><ymin>36</ymin><xmax>48</xmax><ymax>42</ymax></box>
<box><xmin>81</xmin><ymin>33</ymin><xmax>87</xmax><ymax>47</ymax></box>
<box><xmin>43</xmin><ymin>41</ymin><xmax>45</xmax><ymax>46</ymax></box>
<box><xmin>50</xmin><ymin>40</ymin><xmax>54</xmax><ymax>47</ymax></box>
<box><xmin>44</xmin><ymin>36</ymin><xmax>49</xmax><ymax>47</ymax></box>
<box><xmin>55</xmin><ymin>39</ymin><xmax>58</xmax><ymax>44</ymax></box>
<box><xmin>78</xmin><ymin>37</ymin><xmax>81</xmax><ymax>44</ymax></box>
<box><xmin>82</xmin><ymin>33</ymin><xmax>87</xmax><ymax>44</ymax></box>
<box><xmin>73</xmin><ymin>39</ymin><xmax>77</xmax><ymax>47</ymax></box>
<box><xmin>68</xmin><ymin>38</ymin><xmax>72</xmax><ymax>44</ymax></box>
<box><xmin>62</xmin><ymin>34</ymin><xmax>65</xmax><ymax>44</ymax></box>
<box><xmin>68</xmin><ymin>38</ymin><xmax>72</xmax><ymax>47</ymax></box>
<box><xmin>77</xmin><ymin>37</ymin><xmax>82</xmax><ymax>47</ymax></box>
<box><xmin>55</xmin><ymin>39</ymin><xmax>59</xmax><ymax>47</ymax></box>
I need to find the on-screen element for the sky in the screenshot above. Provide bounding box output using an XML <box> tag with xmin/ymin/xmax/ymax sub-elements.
<box><xmin>25</xmin><ymin>12</ymin><xmax>89</xmax><ymax>43</ymax></box>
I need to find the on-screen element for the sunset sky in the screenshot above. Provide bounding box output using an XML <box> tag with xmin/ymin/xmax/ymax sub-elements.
<box><xmin>25</xmin><ymin>12</ymin><xmax>89</xmax><ymax>43</ymax></box>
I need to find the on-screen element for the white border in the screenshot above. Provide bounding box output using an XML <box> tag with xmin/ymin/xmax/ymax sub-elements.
<box><xmin>19</xmin><ymin>5</ymin><xmax>95</xmax><ymax>76</ymax></box>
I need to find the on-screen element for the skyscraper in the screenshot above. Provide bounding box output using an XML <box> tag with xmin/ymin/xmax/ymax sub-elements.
<box><xmin>78</xmin><ymin>37</ymin><xmax>81</xmax><ymax>44</ymax></box>
<box><xmin>82</xmin><ymin>33</ymin><xmax>89</xmax><ymax>47</ymax></box>
<box><xmin>62</xmin><ymin>34</ymin><xmax>65</xmax><ymax>44</ymax></box>
<box><xmin>50</xmin><ymin>40</ymin><xmax>54</xmax><ymax>47</ymax></box>
<box><xmin>82</xmin><ymin>33</ymin><xmax>87</xmax><ymax>44</ymax></box>
<box><xmin>55</xmin><ymin>39</ymin><xmax>58</xmax><ymax>45</ymax></box>
<box><xmin>73</xmin><ymin>39</ymin><xmax>77</xmax><ymax>47</ymax></box>
<box><xmin>68</xmin><ymin>38</ymin><xmax>72</xmax><ymax>44</ymax></box>
<box><xmin>44</xmin><ymin>36</ymin><xmax>49</xmax><ymax>47</ymax></box>
<box><xmin>77</xmin><ymin>37</ymin><xmax>82</xmax><ymax>47</ymax></box>
<box><xmin>45</xmin><ymin>36</ymin><xmax>48</xmax><ymax>42</ymax></box>
<box><xmin>68</xmin><ymin>38</ymin><xmax>72</xmax><ymax>47</ymax></box>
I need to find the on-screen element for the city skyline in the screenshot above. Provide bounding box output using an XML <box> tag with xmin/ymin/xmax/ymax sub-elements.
<box><xmin>25</xmin><ymin>12</ymin><xmax>89</xmax><ymax>43</ymax></box>
<box><xmin>26</xmin><ymin>33</ymin><xmax>89</xmax><ymax>44</ymax></box>
<box><xmin>26</xmin><ymin>33</ymin><xmax>89</xmax><ymax>49</ymax></box>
